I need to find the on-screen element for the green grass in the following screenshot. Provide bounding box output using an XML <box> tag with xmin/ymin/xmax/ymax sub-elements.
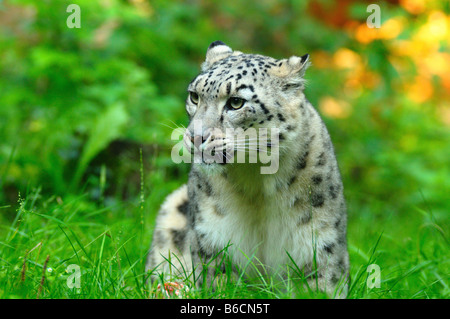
<box><xmin>0</xmin><ymin>178</ymin><xmax>448</xmax><ymax>299</ymax></box>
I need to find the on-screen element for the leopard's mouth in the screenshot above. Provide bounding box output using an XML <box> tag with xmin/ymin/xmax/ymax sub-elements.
<box><xmin>183</xmin><ymin>133</ymin><xmax>232</xmax><ymax>165</ymax></box>
<box><xmin>183</xmin><ymin>131</ymin><xmax>280</xmax><ymax>166</ymax></box>
<box><xmin>191</xmin><ymin>146</ymin><xmax>233</xmax><ymax>166</ymax></box>
<box><xmin>202</xmin><ymin>149</ymin><xmax>231</xmax><ymax>165</ymax></box>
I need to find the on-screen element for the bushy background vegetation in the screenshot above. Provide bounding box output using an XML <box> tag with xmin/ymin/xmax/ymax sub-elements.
<box><xmin>0</xmin><ymin>0</ymin><xmax>448</xmax><ymax>298</ymax></box>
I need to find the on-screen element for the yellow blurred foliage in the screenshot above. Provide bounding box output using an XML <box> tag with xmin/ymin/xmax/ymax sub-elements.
<box><xmin>306</xmin><ymin>4</ymin><xmax>447</xmax><ymax>107</ymax></box>
<box><xmin>332</xmin><ymin>48</ymin><xmax>380</xmax><ymax>94</ymax></box>
<box><xmin>379</xmin><ymin>9</ymin><xmax>449</xmax><ymax>104</ymax></box>
<box><xmin>438</xmin><ymin>103</ymin><xmax>450</xmax><ymax>126</ymax></box>
<box><xmin>319</xmin><ymin>96</ymin><xmax>352</xmax><ymax>119</ymax></box>
<box><xmin>422</xmin><ymin>52</ymin><xmax>450</xmax><ymax>77</ymax></box>
<box><xmin>312</xmin><ymin>50</ymin><xmax>332</xmax><ymax>69</ymax></box>
<box><xmin>355</xmin><ymin>17</ymin><xmax>405</xmax><ymax>44</ymax></box>
<box><xmin>355</xmin><ymin>23</ymin><xmax>377</xmax><ymax>44</ymax></box>
<box><xmin>415</xmin><ymin>11</ymin><xmax>449</xmax><ymax>43</ymax></box>
<box><xmin>379</xmin><ymin>17</ymin><xmax>406</xmax><ymax>40</ymax></box>
<box><xmin>405</xmin><ymin>76</ymin><xmax>434</xmax><ymax>103</ymax></box>
<box><xmin>313</xmin><ymin>47</ymin><xmax>381</xmax><ymax>99</ymax></box>
<box><xmin>388</xmin><ymin>55</ymin><xmax>408</xmax><ymax>74</ymax></box>
<box><xmin>343</xmin><ymin>78</ymin><xmax>362</xmax><ymax>98</ymax></box>
<box><xmin>389</xmin><ymin>39</ymin><xmax>430</xmax><ymax>57</ymax></box>
<box><xmin>333</xmin><ymin>48</ymin><xmax>361</xmax><ymax>69</ymax></box>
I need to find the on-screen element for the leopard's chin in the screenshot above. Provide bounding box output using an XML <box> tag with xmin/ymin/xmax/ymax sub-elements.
<box><xmin>195</xmin><ymin>161</ymin><xmax>227</xmax><ymax>176</ymax></box>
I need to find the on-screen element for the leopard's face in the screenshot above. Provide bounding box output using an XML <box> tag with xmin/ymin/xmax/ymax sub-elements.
<box><xmin>183</xmin><ymin>41</ymin><xmax>310</xmax><ymax>170</ymax></box>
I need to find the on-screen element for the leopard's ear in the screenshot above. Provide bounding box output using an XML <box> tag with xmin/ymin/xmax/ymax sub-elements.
<box><xmin>269</xmin><ymin>54</ymin><xmax>310</xmax><ymax>78</ymax></box>
<box><xmin>289</xmin><ymin>54</ymin><xmax>310</xmax><ymax>77</ymax></box>
<box><xmin>269</xmin><ymin>54</ymin><xmax>310</xmax><ymax>91</ymax></box>
<box><xmin>202</xmin><ymin>41</ymin><xmax>233</xmax><ymax>71</ymax></box>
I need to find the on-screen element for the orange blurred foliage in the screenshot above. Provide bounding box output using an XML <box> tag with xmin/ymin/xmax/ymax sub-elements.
<box><xmin>319</xmin><ymin>96</ymin><xmax>352</xmax><ymax>119</ymax></box>
<box><xmin>354</xmin><ymin>17</ymin><xmax>405</xmax><ymax>44</ymax></box>
<box><xmin>333</xmin><ymin>48</ymin><xmax>361</xmax><ymax>69</ymax></box>
<box><xmin>405</xmin><ymin>76</ymin><xmax>434</xmax><ymax>103</ymax></box>
<box><xmin>400</xmin><ymin>0</ymin><xmax>427</xmax><ymax>15</ymax></box>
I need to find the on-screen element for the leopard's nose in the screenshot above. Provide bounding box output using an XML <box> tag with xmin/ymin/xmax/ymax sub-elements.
<box><xmin>192</xmin><ymin>135</ymin><xmax>202</xmax><ymax>146</ymax></box>
<box><xmin>191</xmin><ymin>132</ymin><xmax>211</xmax><ymax>146</ymax></box>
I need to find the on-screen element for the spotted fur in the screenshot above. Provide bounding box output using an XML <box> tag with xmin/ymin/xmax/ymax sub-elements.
<box><xmin>146</xmin><ymin>41</ymin><xmax>350</xmax><ymax>298</ymax></box>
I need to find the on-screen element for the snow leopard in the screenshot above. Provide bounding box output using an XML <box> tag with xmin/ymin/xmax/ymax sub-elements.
<box><xmin>146</xmin><ymin>41</ymin><xmax>350</xmax><ymax>298</ymax></box>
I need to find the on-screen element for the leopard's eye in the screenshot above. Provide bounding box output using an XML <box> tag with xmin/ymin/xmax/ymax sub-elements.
<box><xmin>189</xmin><ymin>91</ymin><xmax>199</xmax><ymax>104</ymax></box>
<box><xmin>227</xmin><ymin>97</ymin><xmax>246</xmax><ymax>110</ymax></box>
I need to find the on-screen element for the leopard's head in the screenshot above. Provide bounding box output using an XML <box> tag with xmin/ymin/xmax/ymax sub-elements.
<box><xmin>183</xmin><ymin>41</ymin><xmax>310</xmax><ymax>174</ymax></box>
